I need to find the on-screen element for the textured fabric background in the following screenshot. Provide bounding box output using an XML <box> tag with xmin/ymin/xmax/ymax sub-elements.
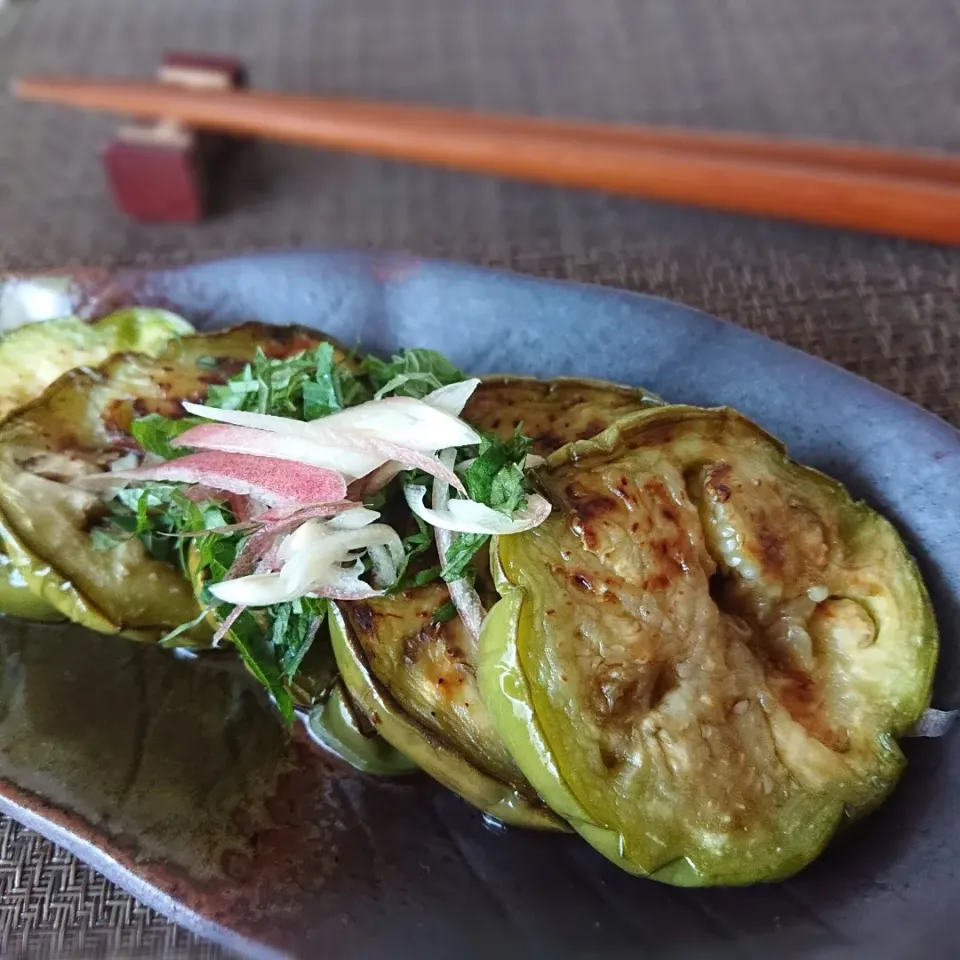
<box><xmin>0</xmin><ymin>0</ymin><xmax>958</xmax><ymax>955</ymax></box>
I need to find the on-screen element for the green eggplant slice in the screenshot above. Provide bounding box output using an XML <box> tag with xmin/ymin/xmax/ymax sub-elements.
<box><xmin>335</xmin><ymin>377</ymin><xmax>660</xmax><ymax>821</ymax></box>
<box><xmin>460</xmin><ymin>375</ymin><xmax>663</xmax><ymax>449</ymax></box>
<box><xmin>0</xmin><ymin>308</ymin><xmax>195</xmax><ymax>423</ymax></box>
<box><xmin>330</xmin><ymin>604</ymin><xmax>563</xmax><ymax>827</ymax></box>
<box><xmin>339</xmin><ymin>579</ymin><xmax>527</xmax><ymax>783</ymax></box>
<box><xmin>306</xmin><ymin>680</ymin><xmax>418</xmax><ymax>776</ymax></box>
<box><xmin>0</xmin><ymin>324</ymin><xmax>337</xmax><ymax>640</ymax></box>
<box><xmin>480</xmin><ymin>405</ymin><xmax>938</xmax><ymax>884</ymax></box>
<box><xmin>0</xmin><ymin>308</ymin><xmax>195</xmax><ymax>619</ymax></box>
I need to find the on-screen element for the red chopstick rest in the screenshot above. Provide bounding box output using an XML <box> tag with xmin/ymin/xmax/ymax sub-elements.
<box><xmin>101</xmin><ymin>52</ymin><xmax>247</xmax><ymax>223</ymax></box>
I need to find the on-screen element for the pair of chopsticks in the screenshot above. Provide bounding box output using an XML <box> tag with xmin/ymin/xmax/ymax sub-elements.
<box><xmin>15</xmin><ymin>75</ymin><xmax>960</xmax><ymax>245</ymax></box>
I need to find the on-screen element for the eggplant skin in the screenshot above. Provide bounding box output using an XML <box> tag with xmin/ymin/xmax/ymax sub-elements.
<box><xmin>0</xmin><ymin>324</ymin><xmax>344</xmax><ymax>640</ymax></box>
<box><xmin>335</xmin><ymin>376</ymin><xmax>660</xmax><ymax>819</ymax></box>
<box><xmin>0</xmin><ymin>550</ymin><xmax>66</xmax><ymax>622</ymax></box>
<box><xmin>480</xmin><ymin>405</ymin><xmax>938</xmax><ymax>885</ymax></box>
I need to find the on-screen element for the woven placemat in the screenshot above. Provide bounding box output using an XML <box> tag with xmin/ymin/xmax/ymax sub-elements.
<box><xmin>0</xmin><ymin>0</ymin><xmax>958</xmax><ymax>955</ymax></box>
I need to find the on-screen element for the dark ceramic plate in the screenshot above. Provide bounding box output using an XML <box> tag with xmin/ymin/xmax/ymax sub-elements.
<box><xmin>0</xmin><ymin>251</ymin><xmax>957</xmax><ymax>960</ymax></box>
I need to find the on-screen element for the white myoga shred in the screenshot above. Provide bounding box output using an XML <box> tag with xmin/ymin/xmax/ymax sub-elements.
<box><xmin>209</xmin><ymin>518</ymin><xmax>403</xmax><ymax>606</ymax></box>
<box><xmin>422</xmin><ymin>378</ymin><xmax>481</xmax><ymax>416</ymax></box>
<box><xmin>183</xmin><ymin>393</ymin><xmax>480</xmax><ymax>452</ymax></box>
<box><xmin>405</xmin><ymin>484</ymin><xmax>552</xmax><ymax>535</ymax></box>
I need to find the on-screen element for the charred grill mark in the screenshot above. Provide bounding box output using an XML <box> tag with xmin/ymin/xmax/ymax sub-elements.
<box><xmin>444</xmin><ymin>638</ymin><xmax>466</xmax><ymax>663</ymax></box>
<box><xmin>612</xmin><ymin>474</ymin><xmax>638</xmax><ymax>508</ymax></box>
<box><xmin>533</xmin><ymin>431</ymin><xmax>564</xmax><ymax>453</ymax></box>
<box><xmin>770</xmin><ymin>668</ymin><xmax>849</xmax><ymax>752</ymax></box>
<box><xmin>643</xmin><ymin>571</ymin><xmax>675</xmax><ymax>592</ymax></box>
<box><xmin>712</xmin><ymin>482</ymin><xmax>731</xmax><ymax>501</ymax></box>
<box><xmin>652</xmin><ymin>538</ymin><xmax>687</xmax><ymax>575</ymax></box>
<box><xmin>132</xmin><ymin>397</ymin><xmax>186</xmax><ymax>418</ymax></box>
<box><xmin>565</xmin><ymin>482</ymin><xmax>624</xmax><ymax>549</ymax></box>
<box><xmin>751</xmin><ymin>636</ymin><xmax>847</xmax><ymax>751</ymax></box>
<box><xmin>576</xmin><ymin>495</ymin><xmax>619</xmax><ymax>525</ymax></box>
<box><xmin>402</xmin><ymin>624</ymin><xmax>438</xmax><ymax>664</ymax></box>
<box><xmin>704</xmin><ymin>462</ymin><xmax>733</xmax><ymax>503</ymax></box>
<box><xmin>757</xmin><ymin>525</ymin><xmax>787</xmax><ymax>575</ymax></box>
<box><xmin>104</xmin><ymin>387</ymin><xmax>206</xmax><ymax>442</ymax></box>
<box><xmin>579</xmin><ymin>418</ymin><xmax>607</xmax><ymax>439</ymax></box>
<box><xmin>101</xmin><ymin>399</ymin><xmax>141</xmax><ymax>442</ymax></box>
<box><xmin>197</xmin><ymin>357</ymin><xmax>246</xmax><ymax>383</ymax></box>
<box><xmin>101</xmin><ymin>399</ymin><xmax>130</xmax><ymax>437</ymax></box>
<box><xmin>641</xmin><ymin>476</ymin><xmax>677</xmax><ymax>506</ymax></box>
<box><xmin>260</xmin><ymin>332</ymin><xmax>325</xmax><ymax>357</ymax></box>
<box><xmin>397</xmin><ymin>625</ymin><xmax>470</xmax><ymax>703</ymax></box>
<box><xmin>350</xmin><ymin>604</ymin><xmax>375</xmax><ymax>636</ymax></box>
<box><xmin>571</xmin><ymin>571</ymin><xmax>594</xmax><ymax>592</ymax></box>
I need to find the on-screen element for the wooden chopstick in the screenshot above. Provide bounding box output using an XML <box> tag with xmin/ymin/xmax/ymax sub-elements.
<box><xmin>15</xmin><ymin>75</ymin><xmax>960</xmax><ymax>245</ymax></box>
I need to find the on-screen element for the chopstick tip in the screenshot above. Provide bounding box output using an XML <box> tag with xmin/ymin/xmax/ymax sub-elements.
<box><xmin>11</xmin><ymin>75</ymin><xmax>61</xmax><ymax>102</ymax></box>
<box><xmin>10</xmin><ymin>76</ymin><xmax>37</xmax><ymax>101</ymax></box>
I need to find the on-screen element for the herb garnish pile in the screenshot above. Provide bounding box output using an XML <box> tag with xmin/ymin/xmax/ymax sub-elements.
<box><xmin>91</xmin><ymin>343</ymin><xmax>536</xmax><ymax>719</ymax></box>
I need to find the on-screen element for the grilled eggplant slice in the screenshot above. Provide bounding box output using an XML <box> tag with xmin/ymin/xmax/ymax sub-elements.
<box><xmin>0</xmin><ymin>324</ymin><xmax>336</xmax><ymax>640</ymax></box>
<box><xmin>460</xmin><ymin>375</ymin><xmax>662</xmax><ymax>451</ymax></box>
<box><xmin>333</xmin><ymin>377</ymin><xmax>661</xmax><ymax>822</ymax></box>
<box><xmin>0</xmin><ymin>309</ymin><xmax>194</xmax><ymax>619</ymax></box>
<box><xmin>0</xmin><ymin>308</ymin><xmax>194</xmax><ymax>423</ymax></box>
<box><xmin>330</xmin><ymin>604</ymin><xmax>561</xmax><ymax>825</ymax></box>
<box><xmin>306</xmin><ymin>678</ymin><xmax>418</xmax><ymax>775</ymax></box>
<box><xmin>479</xmin><ymin>406</ymin><xmax>937</xmax><ymax>884</ymax></box>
